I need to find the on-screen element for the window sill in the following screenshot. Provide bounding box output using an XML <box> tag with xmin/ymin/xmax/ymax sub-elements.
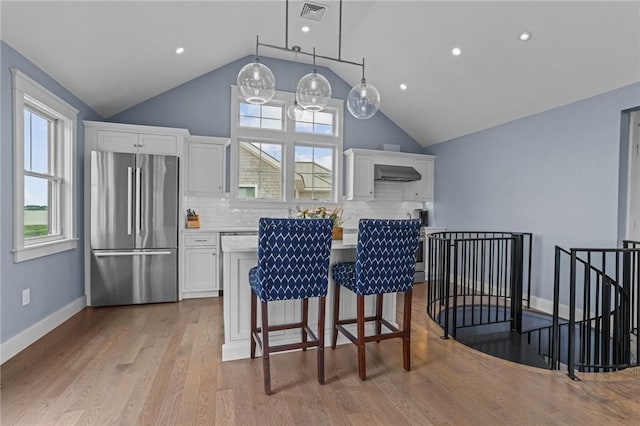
<box><xmin>13</xmin><ymin>237</ymin><xmax>78</xmax><ymax>263</ymax></box>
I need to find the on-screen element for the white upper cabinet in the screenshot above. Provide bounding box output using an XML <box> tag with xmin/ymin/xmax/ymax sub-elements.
<box><xmin>344</xmin><ymin>148</ymin><xmax>435</xmax><ymax>202</ymax></box>
<box><xmin>403</xmin><ymin>157</ymin><xmax>434</xmax><ymax>201</ymax></box>
<box><xmin>186</xmin><ymin>136</ymin><xmax>227</xmax><ymax>195</ymax></box>
<box><xmin>97</xmin><ymin>131</ymin><xmax>179</xmax><ymax>155</ymax></box>
<box><xmin>86</xmin><ymin>121</ymin><xmax>188</xmax><ymax>156</ymax></box>
<box><xmin>345</xmin><ymin>151</ymin><xmax>374</xmax><ymax>200</ymax></box>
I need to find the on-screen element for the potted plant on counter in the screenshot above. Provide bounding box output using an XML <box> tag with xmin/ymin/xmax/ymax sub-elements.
<box><xmin>297</xmin><ymin>206</ymin><xmax>344</xmax><ymax>240</ymax></box>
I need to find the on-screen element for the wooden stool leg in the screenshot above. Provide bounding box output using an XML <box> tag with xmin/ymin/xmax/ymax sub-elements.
<box><xmin>261</xmin><ymin>300</ymin><xmax>271</xmax><ymax>395</ymax></box>
<box><xmin>375</xmin><ymin>294</ymin><xmax>383</xmax><ymax>338</ymax></box>
<box><xmin>302</xmin><ymin>298</ymin><xmax>309</xmax><ymax>351</ymax></box>
<box><xmin>250</xmin><ymin>290</ymin><xmax>257</xmax><ymax>359</ymax></box>
<box><xmin>403</xmin><ymin>289</ymin><xmax>413</xmax><ymax>372</ymax></box>
<box><xmin>318</xmin><ymin>296</ymin><xmax>326</xmax><ymax>384</ymax></box>
<box><xmin>357</xmin><ymin>294</ymin><xmax>367</xmax><ymax>380</ymax></box>
<box><xmin>332</xmin><ymin>282</ymin><xmax>341</xmax><ymax>349</ymax></box>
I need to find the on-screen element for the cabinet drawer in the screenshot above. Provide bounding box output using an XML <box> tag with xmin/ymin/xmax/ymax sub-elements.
<box><xmin>185</xmin><ymin>234</ymin><xmax>218</xmax><ymax>247</ymax></box>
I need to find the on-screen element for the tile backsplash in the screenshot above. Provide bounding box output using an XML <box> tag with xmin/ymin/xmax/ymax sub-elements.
<box><xmin>186</xmin><ymin>181</ymin><xmax>425</xmax><ymax>230</ymax></box>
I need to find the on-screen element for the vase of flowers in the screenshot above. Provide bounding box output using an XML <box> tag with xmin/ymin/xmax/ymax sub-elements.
<box><xmin>297</xmin><ymin>206</ymin><xmax>344</xmax><ymax>240</ymax></box>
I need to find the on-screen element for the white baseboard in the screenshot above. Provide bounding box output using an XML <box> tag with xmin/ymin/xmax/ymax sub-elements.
<box><xmin>1</xmin><ymin>295</ymin><xmax>87</xmax><ymax>364</ymax></box>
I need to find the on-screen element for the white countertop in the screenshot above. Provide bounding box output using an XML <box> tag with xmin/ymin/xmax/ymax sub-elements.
<box><xmin>221</xmin><ymin>234</ymin><xmax>358</xmax><ymax>252</ymax></box>
<box><xmin>183</xmin><ymin>227</ymin><xmax>258</xmax><ymax>234</ymax></box>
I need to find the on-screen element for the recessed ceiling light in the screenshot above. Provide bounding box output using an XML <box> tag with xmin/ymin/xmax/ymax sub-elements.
<box><xmin>519</xmin><ymin>31</ymin><xmax>532</xmax><ymax>41</ymax></box>
<box><xmin>302</xmin><ymin>26</ymin><xmax>310</xmax><ymax>33</ymax></box>
<box><xmin>176</xmin><ymin>47</ymin><xmax>185</xmax><ymax>54</ymax></box>
<box><xmin>452</xmin><ymin>47</ymin><xmax>461</xmax><ymax>56</ymax></box>
<box><xmin>400</xmin><ymin>83</ymin><xmax>407</xmax><ymax>91</ymax></box>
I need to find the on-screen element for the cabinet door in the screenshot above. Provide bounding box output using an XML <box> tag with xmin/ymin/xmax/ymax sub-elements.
<box><xmin>353</xmin><ymin>155</ymin><xmax>374</xmax><ymax>200</ymax></box>
<box><xmin>138</xmin><ymin>134</ymin><xmax>178</xmax><ymax>155</ymax></box>
<box><xmin>403</xmin><ymin>158</ymin><xmax>434</xmax><ymax>201</ymax></box>
<box><xmin>185</xmin><ymin>247</ymin><xmax>218</xmax><ymax>292</ymax></box>
<box><xmin>187</xmin><ymin>142</ymin><xmax>224</xmax><ymax>194</ymax></box>
<box><xmin>97</xmin><ymin>131</ymin><xmax>138</xmax><ymax>153</ymax></box>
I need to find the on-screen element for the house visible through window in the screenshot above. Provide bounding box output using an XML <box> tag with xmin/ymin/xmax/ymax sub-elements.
<box><xmin>12</xmin><ymin>69</ymin><xmax>78</xmax><ymax>262</ymax></box>
<box><xmin>231</xmin><ymin>86</ymin><xmax>343</xmax><ymax>204</ymax></box>
<box><xmin>295</xmin><ymin>145</ymin><xmax>334</xmax><ymax>200</ymax></box>
<box><xmin>238</xmin><ymin>141</ymin><xmax>282</xmax><ymax>200</ymax></box>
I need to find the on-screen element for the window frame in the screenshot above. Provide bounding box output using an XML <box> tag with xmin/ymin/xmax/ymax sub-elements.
<box><xmin>12</xmin><ymin>69</ymin><xmax>78</xmax><ymax>262</ymax></box>
<box><xmin>230</xmin><ymin>85</ymin><xmax>343</xmax><ymax>207</ymax></box>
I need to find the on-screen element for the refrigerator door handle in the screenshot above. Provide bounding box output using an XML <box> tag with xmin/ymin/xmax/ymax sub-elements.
<box><xmin>127</xmin><ymin>166</ymin><xmax>133</xmax><ymax>235</ymax></box>
<box><xmin>135</xmin><ymin>166</ymin><xmax>142</xmax><ymax>235</ymax></box>
<box><xmin>94</xmin><ymin>251</ymin><xmax>172</xmax><ymax>257</ymax></box>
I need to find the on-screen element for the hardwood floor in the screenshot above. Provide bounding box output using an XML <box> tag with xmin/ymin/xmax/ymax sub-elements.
<box><xmin>2</xmin><ymin>284</ymin><xmax>640</xmax><ymax>425</ymax></box>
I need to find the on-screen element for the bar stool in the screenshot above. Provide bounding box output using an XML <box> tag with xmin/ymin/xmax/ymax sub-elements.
<box><xmin>331</xmin><ymin>218</ymin><xmax>421</xmax><ymax>380</ymax></box>
<box><xmin>249</xmin><ymin>218</ymin><xmax>333</xmax><ymax>394</ymax></box>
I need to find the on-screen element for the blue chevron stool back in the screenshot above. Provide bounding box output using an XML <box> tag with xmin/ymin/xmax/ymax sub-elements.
<box><xmin>249</xmin><ymin>218</ymin><xmax>333</xmax><ymax>394</ymax></box>
<box><xmin>331</xmin><ymin>219</ymin><xmax>421</xmax><ymax>381</ymax></box>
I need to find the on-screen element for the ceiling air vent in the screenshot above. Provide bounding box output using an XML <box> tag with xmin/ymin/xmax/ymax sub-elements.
<box><xmin>300</xmin><ymin>2</ymin><xmax>327</xmax><ymax>22</ymax></box>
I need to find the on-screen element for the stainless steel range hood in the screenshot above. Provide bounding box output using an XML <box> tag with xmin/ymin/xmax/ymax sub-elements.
<box><xmin>374</xmin><ymin>164</ymin><xmax>422</xmax><ymax>182</ymax></box>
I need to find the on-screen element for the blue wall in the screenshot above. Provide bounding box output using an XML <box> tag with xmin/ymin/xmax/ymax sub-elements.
<box><xmin>109</xmin><ymin>55</ymin><xmax>423</xmax><ymax>154</ymax></box>
<box><xmin>0</xmin><ymin>41</ymin><xmax>102</xmax><ymax>344</ymax></box>
<box><xmin>426</xmin><ymin>82</ymin><xmax>640</xmax><ymax>303</ymax></box>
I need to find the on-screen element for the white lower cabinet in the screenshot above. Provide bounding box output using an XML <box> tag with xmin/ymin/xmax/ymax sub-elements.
<box><xmin>184</xmin><ymin>233</ymin><xmax>220</xmax><ymax>298</ymax></box>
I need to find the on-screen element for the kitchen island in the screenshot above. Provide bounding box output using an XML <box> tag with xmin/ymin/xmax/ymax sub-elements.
<box><xmin>221</xmin><ymin>234</ymin><xmax>398</xmax><ymax>361</ymax></box>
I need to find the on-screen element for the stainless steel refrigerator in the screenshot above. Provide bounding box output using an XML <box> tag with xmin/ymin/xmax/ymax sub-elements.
<box><xmin>90</xmin><ymin>151</ymin><xmax>179</xmax><ymax>306</ymax></box>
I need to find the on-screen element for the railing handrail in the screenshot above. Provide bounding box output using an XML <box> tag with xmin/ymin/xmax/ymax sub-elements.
<box><xmin>553</xmin><ymin>244</ymin><xmax>639</xmax><ymax>378</ymax></box>
<box><xmin>556</xmin><ymin>245</ymin><xmax>620</xmax><ymax>284</ymax></box>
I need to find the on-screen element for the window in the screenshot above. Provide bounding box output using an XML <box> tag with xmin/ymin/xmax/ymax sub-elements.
<box><xmin>12</xmin><ymin>69</ymin><xmax>78</xmax><ymax>262</ymax></box>
<box><xmin>238</xmin><ymin>141</ymin><xmax>282</xmax><ymax>200</ymax></box>
<box><xmin>294</xmin><ymin>145</ymin><xmax>334</xmax><ymax>200</ymax></box>
<box><xmin>231</xmin><ymin>86</ymin><xmax>343</xmax><ymax>205</ymax></box>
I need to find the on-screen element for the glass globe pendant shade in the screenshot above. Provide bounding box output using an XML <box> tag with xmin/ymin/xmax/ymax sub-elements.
<box><xmin>287</xmin><ymin>101</ymin><xmax>304</xmax><ymax>121</ymax></box>
<box><xmin>347</xmin><ymin>78</ymin><xmax>380</xmax><ymax>119</ymax></box>
<box><xmin>296</xmin><ymin>72</ymin><xmax>331</xmax><ymax>111</ymax></box>
<box><xmin>237</xmin><ymin>60</ymin><xmax>276</xmax><ymax>105</ymax></box>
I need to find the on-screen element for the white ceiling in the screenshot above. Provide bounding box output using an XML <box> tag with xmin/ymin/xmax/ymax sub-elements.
<box><xmin>2</xmin><ymin>1</ymin><xmax>639</xmax><ymax>146</ymax></box>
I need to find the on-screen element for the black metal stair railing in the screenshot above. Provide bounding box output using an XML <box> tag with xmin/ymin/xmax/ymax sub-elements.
<box><xmin>426</xmin><ymin>232</ymin><xmax>532</xmax><ymax>339</ymax></box>
<box><xmin>551</xmin><ymin>242</ymin><xmax>640</xmax><ymax>379</ymax></box>
<box><xmin>427</xmin><ymin>232</ymin><xmax>639</xmax><ymax>378</ymax></box>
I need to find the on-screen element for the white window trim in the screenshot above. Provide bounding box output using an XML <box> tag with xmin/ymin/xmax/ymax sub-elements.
<box><xmin>230</xmin><ymin>85</ymin><xmax>343</xmax><ymax>207</ymax></box>
<box><xmin>12</xmin><ymin>69</ymin><xmax>79</xmax><ymax>262</ymax></box>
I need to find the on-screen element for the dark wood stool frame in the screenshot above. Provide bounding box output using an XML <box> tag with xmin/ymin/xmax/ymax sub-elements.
<box><xmin>331</xmin><ymin>284</ymin><xmax>413</xmax><ymax>380</ymax></box>
<box><xmin>250</xmin><ymin>292</ymin><xmax>326</xmax><ymax>394</ymax></box>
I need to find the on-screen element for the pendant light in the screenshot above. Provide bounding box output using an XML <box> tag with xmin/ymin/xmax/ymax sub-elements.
<box><xmin>237</xmin><ymin>36</ymin><xmax>276</xmax><ymax>105</ymax></box>
<box><xmin>347</xmin><ymin>58</ymin><xmax>380</xmax><ymax>120</ymax></box>
<box><xmin>239</xmin><ymin>0</ymin><xmax>380</xmax><ymax>118</ymax></box>
<box><xmin>296</xmin><ymin>48</ymin><xmax>331</xmax><ymax>112</ymax></box>
<box><xmin>287</xmin><ymin>51</ymin><xmax>304</xmax><ymax>121</ymax></box>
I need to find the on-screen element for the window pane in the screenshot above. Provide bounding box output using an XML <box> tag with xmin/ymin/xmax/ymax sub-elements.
<box><xmin>315</xmin><ymin>111</ymin><xmax>333</xmax><ymax>125</ymax></box>
<box><xmin>24</xmin><ymin>175</ymin><xmax>49</xmax><ymax>238</ymax></box>
<box><xmin>295</xmin><ymin>122</ymin><xmax>314</xmax><ymax>133</ymax></box>
<box><xmin>315</xmin><ymin>124</ymin><xmax>333</xmax><ymax>135</ymax></box>
<box><xmin>294</xmin><ymin>110</ymin><xmax>335</xmax><ymax>136</ymax></box>
<box><xmin>239</xmin><ymin>103</ymin><xmax>283</xmax><ymax>130</ymax></box>
<box><xmin>239</xmin><ymin>116</ymin><xmax>260</xmax><ymax>128</ymax></box>
<box><xmin>240</xmin><ymin>102</ymin><xmax>260</xmax><ymax>117</ymax></box>
<box><xmin>24</xmin><ymin>109</ymin><xmax>50</xmax><ymax>174</ymax></box>
<box><xmin>239</xmin><ymin>141</ymin><xmax>282</xmax><ymax>200</ymax></box>
<box><xmin>261</xmin><ymin>105</ymin><xmax>281</xmax><ymax>120</ymax></box>
<box><xmin>261</xmin><ymin>118</ymin><xmax>281</xmax><ymax>130</ymax></box>
<box><xmin>294</xmin><ymin>145</ymin><xmax>334</xmax><ymax>200</ymax></box>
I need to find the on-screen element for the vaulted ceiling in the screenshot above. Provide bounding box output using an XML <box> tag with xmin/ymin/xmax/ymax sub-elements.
<box><xmin>2</xmin><ymin>1</ymin><xmax>639</xmax><ymax>146</ymax></box>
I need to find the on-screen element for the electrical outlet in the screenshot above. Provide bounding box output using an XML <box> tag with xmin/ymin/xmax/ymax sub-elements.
<box><xmin>22</xmin><ymin>288</ymin><xmax>30</xmax><ymax>306</ymax></box>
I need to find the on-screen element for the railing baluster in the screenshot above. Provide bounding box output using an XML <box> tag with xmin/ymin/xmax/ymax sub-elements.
<box><xmin>568</xmin><ymin>250</ymin><xmax>577</xmax><ymax>379</ymax></box>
